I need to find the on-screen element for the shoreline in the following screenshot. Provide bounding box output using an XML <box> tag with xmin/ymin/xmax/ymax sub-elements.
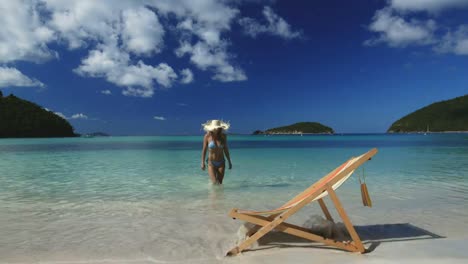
<box><xmin>2</xmin><ymin>132</ymin><xmax>468</xmax><ymax>139</ymax></box>
<box><xmin>387</xmin><ymin>131</ymin><xmax>468</xmax><ymax>134</ymax></box>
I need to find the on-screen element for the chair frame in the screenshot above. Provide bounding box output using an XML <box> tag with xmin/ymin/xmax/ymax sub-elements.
<box><xmin>226</xmin><ymin>148</ymin><xmax>378</xmax><ymax>256</ymax></box>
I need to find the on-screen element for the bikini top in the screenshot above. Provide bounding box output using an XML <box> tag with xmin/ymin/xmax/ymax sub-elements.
<box><xmin>208</xmin><ymin>140</ymin><xmax>224</xmax><ymax>149</ymax></box>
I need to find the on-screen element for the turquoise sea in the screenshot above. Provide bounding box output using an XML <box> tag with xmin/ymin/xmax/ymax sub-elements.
<box><xmin>1</xmin><ymin>134</ymin><xmax>467</xmax><ymax>263</ymax></box>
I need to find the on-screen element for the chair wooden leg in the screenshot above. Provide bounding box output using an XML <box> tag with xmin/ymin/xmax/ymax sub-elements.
<box><xmin>245</xmin><ymin>214</ymin><xmax>278</xmax><ymax>236</ymax></box>
<box><xmin>318</xmin><ymin>198</ymin><xmax>334</xmax><ymax>222</ymax></box>
<box><xmin>227</xmin><ymin>213</ymin><xmax>287</xmax><ymax>255</ymax></box>
<box><xmin>227</xmin><ymin>211</ymin><xmax>359</xmax><ymax>254</ymax></box>
<box><xmin>326</xmin><ymin>185</ymin><xmax>365</xmax><ymax>253</ymax></box>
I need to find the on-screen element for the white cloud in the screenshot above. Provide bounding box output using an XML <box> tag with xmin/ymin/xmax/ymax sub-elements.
<box><xmin>0</xmin><ymin>1</ymin><xmax>57</xmax><ymax>63</ymax></box>
<box><xmin>435</xmin><ymin>25</ymin><xmax>468</xmax><ymax>55</ymax></box>
<box><xmin>176</xmin><ymin>41</ymin><xmax>246</xmax><ymax>82</ymax></box>
<box><xmin>47</xmin><ymin>0</ymin><xmax>246</xmax><ymax>92</ymax></box>
<box><xmin>365</xmin><ymin>1</ymin><xmax>468</xmax><ymax>56</ymax></box>
<box><xmin>180</xmin><ymin>68</ymin><xmax>194</xmax><ymax>84</ymax></box>
<box><xmin>70</xmin><ymin>113</ymin><xmax>88</xmax><ymax>119</ymax></box>
<box><xmin>239</xmin><ymin>6</ymin><xmax>302</xmax><ymax>39</ymax></box>
<box><xmin>101</xmin><ymin>89</ymin><xmax>112</xmax><ymax>95</ymax></box>
<box><xmin>0</xmin><ymin>67</ymin><xmax>45</xmax><ymax>88</ymax></box>
<box><xmin>75</xmin><ymin>44</ymin><xmax>178</xmax><ymax>97</ymax></box>
<box><xmin>116</xmin><ymin>62</ymin><xmax>177</xmax><ymax>89</ymax></box>
<box><xmin>33</xmin><ymin>1</ymin><xmax>177</xmax><ymax>96</ymax></box>
<box><xmin>152</xmin><ymin>0</ymin><xmax>239</xmax><ymax>33</ymax></box>
<box><xmin>390</xmin><ymin>0</ymin><xmax>468</xmax><ymax>13</ymax></box>
<box><xmin>74</xmin><ymin>44</ymin><xmax>126</xmax><ymax>77</ymax></box>
<box><xmin>365</xmin><ymin>8</ymin><xmax>436</xmax><ymax>47</ymax></box>
<box><xmin>54</xmin><ymin>112</ymin><xmax>67</xmax><ymax>119</ymax></box>
<box><xmin>170</xmin><ymin>2</ymin><xmax>248</xmax><ymax>82</ymax></box>
<box><xmin>122</xmin><ymin>7</ymin><xmax>165</xmax><ymax>55</ymax></box>
<box><xmin>150</xmin><ymin>63</ymin><xmax>178</xmax><ymax>88</ymax></box>
<box><xmin>48</xmin><ymin>0</ymin><xmax>247</xmax><ymax>84</ymax></box>
<box><xmin>46</xmin><ymin>110</ymin><xmax>85</xmax><ymax>120</ymax></box>
<box><xmin>45</xmin><ymin>0</ymin><xmax>137</xmax><ymax>50</ymax></box>
<box><xmin>1</xmin><ymin>0</ymin><xmax>303</xmax><ymax>94</ymax></box>
<box><xmin>153</xmin><ymin>116</ymin><xmax>166</xmax><ymax>121</ymax></box>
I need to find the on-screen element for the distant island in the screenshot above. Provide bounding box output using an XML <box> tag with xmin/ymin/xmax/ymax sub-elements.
<box><xmin>81</xmin><ymin>132</ymin><xmax>110</xmax><ymax>138</ymax></box>
<box><xmin>253</xmin><ymin>122</ymin><xmax>334</xmax><ymax>135</ymax></box>
<box><xmin>0</xmin><ymin>91</ymin><xmax>76</xmax><ymax>138</ymax></box>
<box><xmin>388</xmin><ymin>94</ymin><xmax>468</xmax><ymax>133</ymax></box>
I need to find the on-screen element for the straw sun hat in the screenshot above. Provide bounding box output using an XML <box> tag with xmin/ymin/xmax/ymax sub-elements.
<box><xmin>202</xmin><ymin>119</ymin><xmax>230</xmax><ymax>132</ymax></box>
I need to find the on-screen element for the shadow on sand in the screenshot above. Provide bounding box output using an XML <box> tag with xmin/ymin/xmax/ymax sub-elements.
<box><xmin>246</xmin><ymin>223</ymin><xmax>444</xmax><ymax>253</ymax></box>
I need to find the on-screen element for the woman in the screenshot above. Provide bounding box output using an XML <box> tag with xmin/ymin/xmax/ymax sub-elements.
<box><xmin>201</xmin><ymin>120</ymin><xmax>232</xmax><ymax>184</ymax></box>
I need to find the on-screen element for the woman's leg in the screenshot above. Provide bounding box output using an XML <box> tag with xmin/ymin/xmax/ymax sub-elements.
<box><xmin>216</xmin><ymin>165</ymin><xmax>226</xmax><ymax>184</ymax></box>
<box><xmin>208</xmin><ymin>164</ymin><xmax>220</xmax><ymax>184</ymax></box>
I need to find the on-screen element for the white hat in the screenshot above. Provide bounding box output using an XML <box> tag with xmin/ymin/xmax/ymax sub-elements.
<box><xmin>202</xmin><ymin>119</ymin><xmax>230</xmax><ymax>132</ymax></box>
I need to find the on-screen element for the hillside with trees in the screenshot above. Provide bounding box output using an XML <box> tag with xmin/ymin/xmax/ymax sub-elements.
<box><xmin>0</xmin><ymin>91</ymin><xmax>76</xmax><ymax>138</ymax></box>
<box><xmin>253</xmin><ymin>122</ymin><xmax>334</xmax><ymax>135</ymax></box>
<box><xmin>388</xmin><ymin>94</ymin><xmax>468</xmax><ymax>133</ymax></box>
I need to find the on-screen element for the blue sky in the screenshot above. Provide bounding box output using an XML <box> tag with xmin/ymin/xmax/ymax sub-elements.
<box><xmin>0</xmin><ymin>0</ymin><xmax>467</xmax><ymax>135</ymax></box>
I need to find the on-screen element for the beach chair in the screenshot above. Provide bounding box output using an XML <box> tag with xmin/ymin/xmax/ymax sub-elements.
<box><xmin>226</xmin><ymin>148</ymin><xmax>378</xmax><ymax>256</ymax></box>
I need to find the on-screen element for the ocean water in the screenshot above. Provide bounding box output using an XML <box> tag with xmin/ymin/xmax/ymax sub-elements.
<box><xmin>0</xmin><ymin>134</ymin><xmax>467</xmax><ymax>263</ymax></box>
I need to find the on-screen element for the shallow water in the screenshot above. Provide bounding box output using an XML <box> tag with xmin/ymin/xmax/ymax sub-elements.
<box><xmin>0</xmin><ymin>134</ymin><xmax>467</xmax><ymax>262</ymax></box>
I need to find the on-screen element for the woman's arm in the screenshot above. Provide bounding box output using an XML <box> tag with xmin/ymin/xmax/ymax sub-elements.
<box><xmin>223</xmin><ymin>134</ymin><xmax>232</xmax><ymax>169</ymax></box>
<box><xmin>201</xmin><ymin>134</ymin><xmax>208</xmax><ymax>170</ymax></box>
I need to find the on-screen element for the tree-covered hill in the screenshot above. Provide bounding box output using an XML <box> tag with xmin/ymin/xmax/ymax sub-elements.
<box><xmin>388</xmin><ymin>94</ymin><xmax>468</xmax><ymax>133</ymax></box>
<box><xmin>0</xmin><ymin>92</ymin><xmax>76</xmax><ymax>138</ymax></box>
<box><xmin>253</xmin><ymin>122</ymin><xmax>334</xmax><ymax>134</ymax></box>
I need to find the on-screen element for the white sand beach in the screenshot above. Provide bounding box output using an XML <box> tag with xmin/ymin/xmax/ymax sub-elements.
<box><xmin>1</xmin><ymin>188</ymin><xmax>467</xmax><ymax>264</ymax></box>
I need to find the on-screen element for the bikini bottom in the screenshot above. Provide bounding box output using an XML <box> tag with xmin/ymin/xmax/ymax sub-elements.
<box><xmin>208</xmin><ymin>159</ymin><xmax>225</xmax><ymax>168</ymax></box>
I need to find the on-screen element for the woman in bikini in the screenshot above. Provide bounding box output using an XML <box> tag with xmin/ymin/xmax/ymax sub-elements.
<box><xmin>201</xmin><ymin>120</ymin><xmax>232</xmax><ymax>184</ymax></box>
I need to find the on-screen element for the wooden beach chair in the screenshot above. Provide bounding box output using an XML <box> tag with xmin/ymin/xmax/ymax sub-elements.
<box><xmin>226</xmin><ymin>148</ymin><xmax>378</xmax><ymax>256</ymax></box>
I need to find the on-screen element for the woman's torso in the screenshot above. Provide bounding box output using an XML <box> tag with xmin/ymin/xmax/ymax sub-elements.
<box><xmin>207</xmin><ymin>134</ymin><xmax>225</xmax><ymax>162</ymax></box>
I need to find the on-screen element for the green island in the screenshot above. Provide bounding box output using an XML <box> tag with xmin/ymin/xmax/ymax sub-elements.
<box><xmin>0</xmin><ymin>91</ymin><xmax>76</xmax><ymax>138</ymax></box>
<box><xmin>253</xmin><ymin>122</ymin><xmax>334</xmax><ymax>135</ymax></box>
<box><xmin>81</xmin><ymin>132</ymin><xmax>110</xmax><ymax>138</ymax></box>
<box><xmin>388</xmin><ymin>94</ymin><xmax>468</xmax><ymax>133</ymax></box>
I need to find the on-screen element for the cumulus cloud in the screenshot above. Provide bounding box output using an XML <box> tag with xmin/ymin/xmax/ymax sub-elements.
<box><xmin>390</xmin><ymin>0</ymin><xmax>468</xmax><ymax>13</ymax></box>
<box><xmin>45</xmin><ymin>110</ymin><xmax>88</xmax><ymax>120</ymax></box>
<box><xmin>46</xmin><ymin>0</ymin><xmax>247</xmax><ymax>87</ymax></box>
<box><xmin>365</xmin><ymin>1</ymin><xmax>468</xmax><ymax>56</ymax></box>
<box><xmin>101</xmin><ymin>89</ymin><xmax>112</xmax><ymax>95</ymax></box>
<box><xmin>54</xmin><ymin>112</ymin><xmax>67</xmax><ymax>119</ymax></box>
<box><xmin>176</xmin><ymin>41</ymin><xmax>246</xmax><ymax>82</ymax></box>
<box><xmin>0</xmin><ymin>67</ymin><xmax>45</xmax><ymax>88</ymax></box>
<box><xmin>70</xmin><ymin>113</ymin><xmax>88</xmax><ymax>119</ymax></box>
<box><xmin>153</xmin><ymin>116</ymin><xmax>166</xmax><ymax>121</ymax></box>
<box><xmin>121</xmin><ymin>7</ymin><xmax>165</xmax><ymax>55</ymax></box>
<box><xmin>0</xmin><ymin>1</ymin><xmax>57</xmax><ymax>63</ymax></box>
<box><xmin>75</xmin><ymin>43</ymin><xmax>178</xmax><ymax>97</ymax></box>
<box><xmin>239</xmin><ymin>6</ymin><xmax>302</xmax><ymax>39</ymax></box>
<box><xmin>172</xmin><ymin>2</ymin><xmax>247</xmax><ymax>83</ymax></box>
<box><xmin>180</xmin><ymin>68</ymin><xmax>194</xmax><ymax>84</ymax></box>
<box><xmin>435</xmin><ymin>25</ymin><xmax>468</xmax><ymax>55</ymax></box>
<box><xmin>46</xmin><ymin>0</ymin><xmax>138</xmax><ymax>50</ymax></box>
<box><xmin>1</xmin><ymin>0</ymin><xmax>303</xmax><ymax>94</ymax></box>
<box><xmin>365</xmin><ymin>8</ymin><xmax>436</xmax><ymax>47</ymax></box>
